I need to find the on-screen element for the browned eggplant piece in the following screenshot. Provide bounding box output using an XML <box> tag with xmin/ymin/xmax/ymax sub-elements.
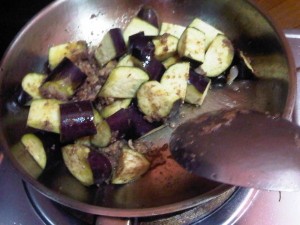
<box><xmin>94</xmin><ymin>28</ymin><xmax>127</xmax><ymax>67</ymax></box>
<box><xmin>60</xmin><ymin>100</ymin><xmax>97</xmax><ymax>143</ymax></box>
<box><xmin>40</xmin><ymin>57</ymin><xmax>87</xmax><ymax>101</ymax></box>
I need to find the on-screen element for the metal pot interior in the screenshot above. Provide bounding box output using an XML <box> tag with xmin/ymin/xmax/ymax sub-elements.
<box><xmin>0</xmin><ymin>0</ymin><xmax>296</xmax><ymax>217</ymax></box>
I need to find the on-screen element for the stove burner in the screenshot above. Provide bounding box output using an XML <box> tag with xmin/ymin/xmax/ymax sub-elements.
<box><xmin>24</xmin><ymin>181</ymin><xmax>257</xmax><ymax>225</ymax></box>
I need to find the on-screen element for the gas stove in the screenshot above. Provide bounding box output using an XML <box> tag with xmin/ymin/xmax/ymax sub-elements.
<box><xmin>0</xmin><ymin>2</ymin><xmax>300</xmax><ymax>224</ymax></box>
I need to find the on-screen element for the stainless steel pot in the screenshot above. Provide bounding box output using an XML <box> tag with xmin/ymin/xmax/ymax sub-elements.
<box><xmin>0</xmin><ymin>0</ymin><xmax>296</xmax><ymax>219</ymax></box>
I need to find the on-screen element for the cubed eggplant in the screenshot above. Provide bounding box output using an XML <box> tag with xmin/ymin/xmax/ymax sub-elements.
<box><xmin>87</xmin><ymin>150</ymin><xmax>112</xmax><ymax>185</ymax></box>
<box><xmin>27</xmin><ymin>99</ymin><xmax>62</xmax><ymax>133</ymax></box>
<box><xmin>160</xmin><ymin>62</ymin><xmax>190</xmax><ymax>101</ymax></box>
<box><xmin>98</xmin><ymin>66</ymin><xmax>149</xmax><ymax>98</ymax></box>
<box><xmin>40</xmin><ymin>58</ymin><xmax>87</xmax><ymax>100</ymax></box>
<box><xmin>153</xmin><ymin>33</ymin><xmax>178</xmax><ymax>61</ymax></box>
<box><xmin>159</xmin><ymin>22</ymin><xmax>185</xmax><ymax>39</ymax></box>
<box><xmin>95</xmin><ymin>28</ymin><xmax>127</xmax><ymax>67</ymax></box>
<box><xmin>112</xmin><ymin>147</ymin><xmax>150</xmax><ymax>184</ymax></box>
<box><xmin>123</xmin><ymin>17</ymin><xmax>159</xmax><ymax>44</ymax></box>
<box><xmin>62</xmin><ymin>144</ymin><xmax>94</xmax><ymax>186</ymax></box>
<box><xmin>137</xmin><ymin>81</ymin><xmax>176</xmax><ymax>121</ymax></box>
<box><xmin>21</xmin><ymin>73</ymin><xmax>47</xmax><ymax>99</ymax></box>
<box><xmin>90</xmin><ymin>120</ymin><xmax>112</xmax><ymax>147</ymax></box>
<box><xmin>100</xmin><ymin>99</ymin><xmax>132</xmax><ymax>118</ymax></box>
<box><xmin>128</xmin><ymin>32</ymin><xmax>155</xmax><ymax>61</ymax></box>
<box><xmin>188</xmin><ymin>18</ymin><xmax>223</xmax><ymax>50</ymax></box>
<box><xmin>177</xmin><ymin>27</ymin><xmax>206</xmax><ymax>63</ymax></box>
<box><xmin>137</xmin><ymin>6</ymin><xmax>159</xmax><ymax>28</ymax></box>
<box><xmin>201</xmin><ymin>35</ymin><xmax>234</xmax><ymax>77</ymax></box>
<box><xmin>48</xmin><ymin>41</ymin><xmax>88</xmax><ymax>70</ymax></box>
<box><xmin>21</xmin><ymin>133</ymin><xmax>47</xmax><ymax>169</ymax></box>
<box><xmin>185</xmin><ymin>70</ymin><xmax>211</xmax><ymax>106</ymax></box>
<box><xmin>141</xmin><ymin>58</ymin><xmax>166</xmax><ymax>81</ymax></box>
<box><xmin>60</xmin><ymin>100</ymin><xmax>97</xmax><ymax>143</ymax></box>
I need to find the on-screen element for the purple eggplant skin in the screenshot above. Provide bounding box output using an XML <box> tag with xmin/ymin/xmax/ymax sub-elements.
<box><xmin>106</xmin><ymin>105</ymin><xmax>160</xmax><ymax>139</ymax></box>
<box><xmin>34</xmin><ymin>131</ymin><xmax>63</xmax><ymax>169</ymax></box>
<box><xmin>189</xmin><ymin>70</ymin><xmax>211</xmax><ymax>93</ymax></box>
<box><xmin>232</xmin><ymin>52</ymin><xmax>256</xmax><ymax>80</ymax></box>
<box><xmin>142</xmin><ymin>58</ymin><xmax>166</xmax><ymax>81</ymax></box>
<box><xmin>40</xmin><ymin>57</ymin><xmax>87</xmax><ymax>100</ymax></box>
<box><xmin>109</xmin><ymin>28</ymin><xmax>127</xmax><ymax>58</ymax></box>
<box><xmin>16</xmin><ymin>87</ymin><xmax>32</xmax><ymax>106</ymax></box>
<box><xmin>211</xmin><ymin>73</ymin><xmax>227</xmax><ymax>88</ymax></box>
<box><xmin>137</xmin><ymin>6</ymin><xmax>159</xmax><ymax>28</ymax></box>
<box><xmin>60</xmin><ymin>100</ymin><xmax>97</xmax><ymax>143</ymax></box>
<box><xmin>87</xmin><ymin>150</ymin><xmax>112</xmax><ymax>185</ymax></box>
<box><xmin>128</xmin><ymin>32</ymin><xmax>155</xmax><ymax>61</ymax></box>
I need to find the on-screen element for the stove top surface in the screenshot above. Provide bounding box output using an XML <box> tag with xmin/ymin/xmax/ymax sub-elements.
<box><xmin>0</xmin><ymin>1</ymin><xmax>300</xmax><ymax>224</ymax></box>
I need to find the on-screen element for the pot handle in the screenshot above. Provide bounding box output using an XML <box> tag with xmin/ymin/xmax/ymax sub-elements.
<box><xmin>96</xmin><ymin>216</ymin><xmax>134</xmax><ymax>225</ymax></box>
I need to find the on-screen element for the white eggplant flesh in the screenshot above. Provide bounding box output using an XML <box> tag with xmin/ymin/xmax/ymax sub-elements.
<box><xmin>177</xmin><ymin>27</ymin><xmax>206</xmax><ymax>63</ymax></box>
<box><xmin>48</xmin><ymin>41</ymin><xmax>87</xmax><ymax>70</ymax></box>
<box><xmin>123</xmin><ymin>17</ymin><xmax>159</xmax><ymax>44</ymax></box>
<box><xmin>100</xmin><ymin>99</ymin><xmax>132</xmax><ymax>118</ymax></box>
<box><xmin>159</xmin><ymin>22</ymin><xmax>185</xmax><ymax>39</ymax></box>
<box><xmin>137</xmin><ymin>81</ymin><xmax>175</xmax><ymax>120</ymax></box>
<box><xmin>98</xmin><ymin>66</ymin><xmax>149</xmax><ymax>98</ymax></box>
<box><xmin>185</xmin><ymin>80</ymin><xmax>211</xmax><ymax>106</ymax></box>
<box><xmin>21</xmin><ymin>73</ymin><xmax>47</xmax><ymax>99</ymax></box>
<box><xmin>160</xmin><ymin>62</ymin><xmax>190</xmax><ymax>101</ymax></box>
<box><xmin>188</xmin><ymin>18</ymin><xmax>223</xmax><ymax>49</ymax></box>
<box><xmin>201</xmin><ymin>35</ymin><xmax>234</xmax><ymax>77</ymax></box>
<box><xmin>117</xmin><ymin>54</ymin><xmax>136</xmax><ymax>67</ymax></box>
<box><xmin>90</xmin><ymin>120</ymin><xmax>112</xmax><ymax>148</ymax></box>
<box><xmin>62</xmin><ymin>144</ymin><xmax>94</xmax><ymax>186</ymax></box>
<box><xmin>112</xmin><ymin>147</ymin><xmax>150</xmax><ymax>184</ymax></box>
<box><xmin>21</xmin><ymin>133</ymin><xmax>46</xmax><ymax>169</ymax></box>
<box><xmin>27</xmin><ymin>99</ymin><xmax>61</xmax><ymax>133</ymax></box>
<box><xmin>162</xmin><ymin>55</ymin><xmax>180</xmax><ymax>69</ymax></box>
<box><xmin>153</xmin><ymin>34</ymin><xmax>178</xmax><ymax>61</ymax></box>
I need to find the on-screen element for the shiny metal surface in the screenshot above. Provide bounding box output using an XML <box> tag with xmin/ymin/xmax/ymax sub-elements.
<box><xmin>0</xmin><ymin>0</ymin><xmax>296</xmax><ymax>218</ymax></box>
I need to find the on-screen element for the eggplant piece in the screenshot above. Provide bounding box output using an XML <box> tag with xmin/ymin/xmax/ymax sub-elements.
<box><xmin>141</xmin><ymin>58</ymin><xmax>166</xmax><ymax>81</ymax></box>
<box><xmin>21</xmin><ymin>133</ymin><xmax>46</xmax><ymax>169</ymax></box>
<box><xmin>137</xmin><ymin>81</ymin><xmax>176</xmax><ymax>121</ymax></box>
<box><xmin>201</xmin><ymin>35</ymin><xmax>234</xmax><ymax>77</ymax></box>
<box><xmin>100</xmin><ymin>98</ymin><xmax>132</xmax><ymax>118</ymax></box>
<box><xmin>185</xmin><ymin>70</ymin><xmax>211</xmax><ymax>106</ymax></box>
<box><xmin>105</xmin><ymin>104</ymin><xmax>158</xmax><ymax>139</ymax></box>
<box><xmin>111</xmin><ymin>147</ymin><xmax>150</xmax><ymax>184</ymax></box>
<box><xmin>162</xmin><ymin>55</ymin><xmax>180</xmax><ymax>69</ymax></box>
<box><xmin>87</xmin><ymin>150</ymin><xmax>112</xmax><ymax>185</ymax></box>
<box><xmin>128</xmin><ymin>32</ymin><xmax>155</xmax><ymax>61</ymax></box>
<box><xmin>27</xmin><ymin>99</ymin><xmax>61</xmax><ymax>133</ymax></box>
<box><xmin>48</xmin><ymin>41</ymin><xmax>88</xmax><ymax>70</ymax></box>
<box><xmin>159</xmin><ymin>22</ymin><xmax>185</xmax><ymax>39</ymax></box>
<box><xmin>106</xmin><ymin>107</ymin><xmax>134</xmax><ymax>138</ymax></box>
<box><xmin>117</xmin><ymin>54</ymin><xmax>136</xmax><ymax>67</ymax></box>
<box><xmin>153</xmin><ymin>34</ymin><xmax>178</xmax><ymax>61</ymax></box>
<box><xmin>123</xmin><ymin>17</ymin><xmax>159</xmax><ymax>44</ymax></box>
<box><xmin>137</xmin><ymin>6</ymin><xmax>159</xmax><ymax>28</ymax></box>
<box><xmin>95</xmin><ymin>28</ymin><xmax>127</xmax><ymax>67</ymax></box>
<box><xmin>177</xmin><ymin>27</ymin><xmax>206</xmax><ymax>63</ymax></box>
<box><xmin>11</xmin><ymin>142</ymin><xmax>43</xmax><ymax>178</ymax></box>
<box><xmin>210</xmin><ymin>73</ymin><xmax>227</xmax><ymax>88</ymax></box>
<box><xmin>14</xmin><ymin>87</ymin><xmax>33</xmax><ymax>106</ymax></box>
<box><xmin>98</xmin><ymin>66</ymin><xmax>149</xmax><ymax>98</ymax></box>
<box><xmin>21</xmin><ymin>73</ymin><xmax>47</xmax><ymax>99</ymax></box>
<box><xmin>188</xmin><ymin>18</ymin><xmax>223</xmax><ymax>49</ymax></box>
<box><xmin>160</xmin><ymin>62</ymin><xmax>190</xmax><ymax>101</ymax></box>
<box><xmin>40</xmin><ymin>58</ymin><xmax>87</xmax><ymax>101</ymax></box>
<box><xmin>62</xmin><ymin>144</ymin><xmax>94</xmax><ymax>186</ymax></box>
<box><xmin>60</xmin><ymin>100</ymin><xmax>97</xmax><ymax>143</ymax></box>
<box><xmin>90</xmin><ymin>120</ymin><xmax>112</xmax><ymax>147</ymax></box>
<box><xmin>233</xmin><ymin>50</ymin><xmax>256</xmax><ymax>80</ymax></box>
